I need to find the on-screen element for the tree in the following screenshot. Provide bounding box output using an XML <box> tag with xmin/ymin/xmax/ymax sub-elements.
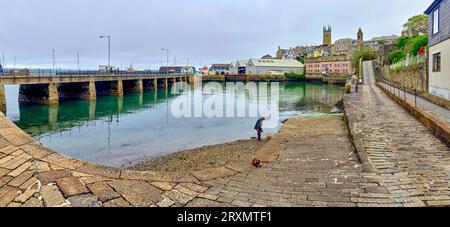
<box><xmin>406</xmin><ymin>35</ymin><xmax>428</xmax><ymax>56</ymax></box>
<box><xmin>296</xmin><ymin>55</ymin><xmax>305</xmax><ymax>64</ymax></box>
<box><xmin>402</xmin><ymin>14</ymin><xmax>428</xmax><ymax>36</ymax></box>
<box><xmin>394</xmin><ymin>36</ymin><xmax>413</xmax><ymax>49</ymax></box>
<box><xmin>389</xmin><ymin>49</ymin><xmax>406</xmax><ymax>64</ymax></box>
<box><xmin>351</xmin><ymin>46</ymin><xmax>378</xmax><ymax>69</ymax></box>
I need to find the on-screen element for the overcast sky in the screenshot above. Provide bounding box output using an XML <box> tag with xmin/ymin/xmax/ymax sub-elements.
<box><xmin>0</xmin><ymin>0</ymin><xmax>434</xmax><ymax>70</ymax></box>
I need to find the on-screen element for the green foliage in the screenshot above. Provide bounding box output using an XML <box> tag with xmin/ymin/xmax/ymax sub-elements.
<box><xmin>389</xmin><ymin>35</ymin><xmax>428</xmax><ymax>64</ymax></box>
<box><xmin>391</xmin><ymin>64</ymin><xmax>405</xmax><ymax>73</ymax></box>
<box><xmin>389</xmin><ymin>49</ymin><xmax>406</xmax><ymax>64</ymax></box>
<box><xmin>351</xmin><ymin>46</ymin><xmax>378</xmax><ymax>68</ymax></box>
<box><xmin>179</xmin><ymin>154</ymin><xmax>188</xmax><ymax>161</ymax></box>
<box><xmin>296</xmin><ymin>55</ymin><xmax>305</xmax><ymax>64</ymax></box>
<box><xmin>394</xmin><ymin>36</ymin><xmax>413</xmax><ymax>49</ymax></box>
<box><xmin>284</xmin><ymin>72</ymin><xmax>305</xmax><ymax>79</ymax></box>
<box><xmin>402</xmin><ymin>14</ymin><xmax>429</xmax><ymax>35</ymax></box>
<box><xmin>406</xmin><ymin>35</ymin><xmax>428</xmax><ymax>56</ymax></box>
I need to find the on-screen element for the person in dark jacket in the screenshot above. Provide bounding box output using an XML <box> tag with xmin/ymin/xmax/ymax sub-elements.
<box><xmin>254</xmin><ymin>117</ymin><xmax>265</xmax><ymax>141</ymax></box>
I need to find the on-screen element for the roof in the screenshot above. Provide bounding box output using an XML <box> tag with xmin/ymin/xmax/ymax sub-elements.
<box><xmin>159</xmin><ymin>66</ymin><xmax>183</xmax><ymax>70</ymax></box>
<box><xmin>236</xmin><ymin>60</ymin><xmax>248</xmax><ymax>67</ymax></box>
<box><xmin>211</xmin><ymin>64</ymin><xmax>230</xmax><ymax>67</ymax></box>
<box><xmin>425</xmin><ymin>0</ymin><xmax>442</xmax><ymax>14</ymax></box>
<box><xmin>249</xmin><ymin>59</ymin><xmax>304</xmax><ymax>68</ymax></box>
<box><xmin>365</xmin><ymin>35</ymin><xmax>399</xmax><ymax>42</ymax></box>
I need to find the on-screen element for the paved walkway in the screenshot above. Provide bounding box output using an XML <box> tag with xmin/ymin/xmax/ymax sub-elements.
<box><xmin>362</xmin><ymin>61</ymin><xmax>376</xmax><ymax>85</ymax></box>
<box><xmin>344</xmin><ymin>62</ymin><xmax>450</xmax><ymax>206</ymax></box>
<box><xmin>189</xmin><ymin>117</ymin><xmax>368</xmax><ymax>207</ymax></box>
<box><xmin>378</xmin><ymin>82</ymin><xmax>450</xmax><ymax>126</ymax></box>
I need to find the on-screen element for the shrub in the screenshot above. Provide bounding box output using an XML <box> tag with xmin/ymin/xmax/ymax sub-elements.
<box><xmin>351</xmin><ymin>46</ymin><xmax>378</xmax><ymax>69</ymax></box>
<box><xmin>394</xmin><ymin>36</ymin><xmax>413</xmax><ymax>49</ymax></box>
<box><xmin>391</xmin><ymin>64</ymin><xmax>405</xmax><ymax>73</ymax></box>
<box><xmin>284</xmin><ymin>72</ymin><xmax>305</xmax><ymax>79</ymax></box>
<box><xmin>408</xmin><ymin>35</ymin><xmax>428</xmax><ymax>56</ymax></box>
<box><xmin>389</xmin><ymin>49</ymin><xmax>406</xmax><ymax>64</ymax></box>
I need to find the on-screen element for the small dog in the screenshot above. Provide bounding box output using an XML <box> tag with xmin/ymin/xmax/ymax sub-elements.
<box><xmin>251</xmin><ymin>158</ymin><xmax>262</xmax><ymax>168</ymax></box>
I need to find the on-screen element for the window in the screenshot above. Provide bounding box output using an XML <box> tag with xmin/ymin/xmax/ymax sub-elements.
<box><xmin>433</xmin><ymin>8</ymin><xmax>439</xmax><ymax>35</ymax></box>
<box><xmin>433</xmin><ymin>53</ymin><xmax>441</xmax><ymax>72</ymax></box>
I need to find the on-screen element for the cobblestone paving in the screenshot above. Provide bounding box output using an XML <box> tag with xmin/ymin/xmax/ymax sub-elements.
<box><xmin>188</xmin><ymin>117</ymin><xmax>371</xmax><ymax>207</ymax></box>
<box><xmin>345</xmin><ymin>83</ymin><xmax>450</xmax><ymax>207</ymax></box>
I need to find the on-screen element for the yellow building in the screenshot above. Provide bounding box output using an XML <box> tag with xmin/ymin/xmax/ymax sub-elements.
<box><xmin>312</xmin><ymin>50</ymin><xmax>323</xmax><ymax>58</ymax></box>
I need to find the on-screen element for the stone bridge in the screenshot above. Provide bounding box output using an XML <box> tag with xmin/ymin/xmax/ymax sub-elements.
<box><xmin>0</xmin><ymin>74</ymin><xmax>193</xmax><ymax>114</ymax></box>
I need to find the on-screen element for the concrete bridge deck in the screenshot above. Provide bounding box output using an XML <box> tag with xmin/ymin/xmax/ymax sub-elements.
<box><xmin>0</xmin><ymin>74</ymin><xmax>192</xmax><ymax>114</ymax></box>
<box><xmin>0</xmin><ymin>74</ymin><xmax>190</xmax><ymax>85</ymax></box>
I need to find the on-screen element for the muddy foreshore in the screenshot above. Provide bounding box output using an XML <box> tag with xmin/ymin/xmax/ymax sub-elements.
<box><xmin>128</xmin><ymin>139</ymin><xmax>268</xmax><ymax>172</ymax></box>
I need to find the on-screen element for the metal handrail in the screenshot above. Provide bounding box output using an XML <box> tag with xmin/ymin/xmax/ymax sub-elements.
<box><xmin>1</xmin><ymin>70</ymin><xmax>192</xmax><ymax>79</ymax></box>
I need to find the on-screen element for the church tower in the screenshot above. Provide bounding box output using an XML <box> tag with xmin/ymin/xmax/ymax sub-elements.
<box><xmin>323</xmin><ymin>26</ymin><xmax>332</xmax><ymax>46</ymax></box>
<box><xmin>357</xmin><ymin>28</ymin><xmax>364</xmax><ymax>50</ymax></box>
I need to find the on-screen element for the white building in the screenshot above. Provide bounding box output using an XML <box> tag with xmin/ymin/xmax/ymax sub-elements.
<box><xmin>229</xmin><ymin>60</ymin><xmax>249</xmax><ymax>74</ymax></box>
<box><xmin>245</xmin><ymin>59</ymin><xmax>304</xmax><ymax>75</ymax></box>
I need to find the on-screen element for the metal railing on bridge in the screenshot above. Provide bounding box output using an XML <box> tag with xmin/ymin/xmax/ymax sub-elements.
<box><xmin>0</xmin><ymin>68</ymin><xmax>190</xmax><ymax>78</ymax></box>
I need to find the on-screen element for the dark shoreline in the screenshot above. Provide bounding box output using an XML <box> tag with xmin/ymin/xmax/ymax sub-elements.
<box><xmin>128</xmin><ymin>138</ymin><xmax>268</xmax><ymax>172</ymax></box>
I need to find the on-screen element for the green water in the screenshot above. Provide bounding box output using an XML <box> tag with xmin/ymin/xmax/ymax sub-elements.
<box><xmin>5</xmin><ymin>81</ymin><xmax>344</xmax><ymax>167</ymax></box>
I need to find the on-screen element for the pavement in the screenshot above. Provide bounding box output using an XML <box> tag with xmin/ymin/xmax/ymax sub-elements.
<box><xmin>344</xmin><ymin>61</ymin><xmax>450</xmax><ymax>207</ymax></box>
<box><xmin>378</xmin><ymin>82</ymin><xmax>450</xmax><ymax>126</ymax></box>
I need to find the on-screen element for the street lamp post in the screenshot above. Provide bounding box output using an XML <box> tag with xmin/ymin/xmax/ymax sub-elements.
<box><xmin>161</xmin><ymin>48</ymin><xmax>169</xmax><ymax>78</ymax></box>
<box><xmin>183</xmin><ymin>57</ymin><xmax>190</xmax><ymax>74</ymax></box>
<box><xmin>99</xmin><ymin>35</ymin><xmax>111</xmax><ymax>74</ymax></box>
<box><xmin>77</xmin><ymin>51</ymin><xmax>80</xmax><ymax>75</ymax></box>
<box><xmin>52</xmin><ymin>49</ymin><xmax>55</xmax><ymax>75</ymax></box>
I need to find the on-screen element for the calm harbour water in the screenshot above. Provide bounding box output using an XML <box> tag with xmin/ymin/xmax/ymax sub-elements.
<box><xmin>4</xmin><ymin>81</ymin><xmax>344</xmax><ymax>167</ymax></box>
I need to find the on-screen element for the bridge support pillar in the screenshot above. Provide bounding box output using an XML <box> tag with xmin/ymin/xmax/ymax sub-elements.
<box><xmin>0</xmin><ymin>83</ymin><xmax>6</xmax><ymax>114</ymax></box>
<box><xmin>111</xmin><ymin>80</ymin><xmax>123</xmax><ymax>96</ymax></box>
<box><xmin>153</xmin><ymin>78</ymin><xmax>158</xmax><ymax>91</ymax></box>
<box><xmin>164</xmin><ymin>78</ymin><xmax>169</xmax><ymax>88</ymax></box>
<box><xmin>88</xmin><ymin>80</ymin><xmax>97</xmax><ymax>100</ymax></box>
<box><xmin>48</xmin><ymin>83</ymin><xmax>59</xmax><ymax>105</ymax></box>
<box><xmin>188</xmin><ymin>75</ymin><xmax>195</xmax><ymax>85</ymax></box>
<box><xmin>137</xmin><ymin>79</ymin><xmax>144</xmax><ymax>93</ymax></box>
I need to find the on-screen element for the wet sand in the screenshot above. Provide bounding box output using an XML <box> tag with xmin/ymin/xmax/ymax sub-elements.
<box><xmin>128</xmin><ymin>139</ymin><xmax>268</xmax><ymax>172</ymax></box>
